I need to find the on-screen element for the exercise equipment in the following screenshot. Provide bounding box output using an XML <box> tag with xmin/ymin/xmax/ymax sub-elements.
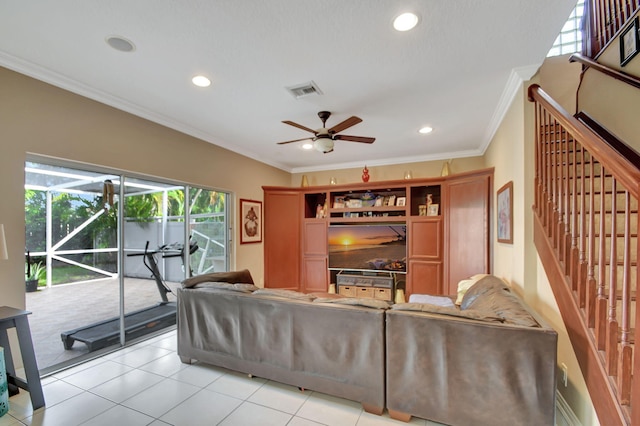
<box><xmin>60</xmin><ymin>239</ymin><xmax>197</xmax><ymax>352</ymax></box>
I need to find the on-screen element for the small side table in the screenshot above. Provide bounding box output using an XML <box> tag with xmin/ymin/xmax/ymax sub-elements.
<box><xmin>0</xmin><ymin>307</ymin><xmax>44</xmax><ymax>410</ymax></box>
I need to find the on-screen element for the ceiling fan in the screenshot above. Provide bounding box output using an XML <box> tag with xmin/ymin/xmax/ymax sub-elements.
<box><xmin>277</xmin><ymin>111</ymin><xmax>375</xmax><ymax>153</ymax></box>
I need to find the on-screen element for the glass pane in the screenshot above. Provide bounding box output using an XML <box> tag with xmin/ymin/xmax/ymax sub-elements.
<box><xmin>122</xmin><ymin>177</ymin><xmax>185</xmax><ymax>344</ymax></box>
<box><xmin>25</xmin><ymin>162</ymin><xmax>120</xmax><ymax>371</ymax></box>
<box><xmin>188</xmin><ymin>187</ymin><xmax>229</xmax><ymax>276</ymax></box>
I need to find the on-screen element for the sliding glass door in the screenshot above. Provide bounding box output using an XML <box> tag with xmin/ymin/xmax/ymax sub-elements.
<box><xmin>25</xmin><ymin>159</ymin><xmax>230</xmax><ymax>372</ymax></box>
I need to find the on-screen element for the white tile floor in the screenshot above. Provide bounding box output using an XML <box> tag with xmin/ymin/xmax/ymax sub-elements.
<box><xmin>1</xmin><ymin>329</ymin><xmax>444</xmax><ymax>426</ymax></box>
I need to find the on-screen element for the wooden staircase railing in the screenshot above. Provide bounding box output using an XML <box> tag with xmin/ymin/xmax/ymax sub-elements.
<box><xmin>583</xmin><ymin>0</ymin><xmax>640</xmax><ymax>58</ymax></box>
<box><xmin>528</xmin><ymin>84</ymin><xmax>640</xmax><ymax>425</ymax></box>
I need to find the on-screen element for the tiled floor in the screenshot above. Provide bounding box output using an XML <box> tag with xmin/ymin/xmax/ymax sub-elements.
<box><xmin>1</xmin><ymin>329</ymin><xmax>443</xmax><ymax>426</ymax></box>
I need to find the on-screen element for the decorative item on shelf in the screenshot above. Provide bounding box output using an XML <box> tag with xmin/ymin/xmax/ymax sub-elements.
<box><xmin>362</xmin><ymin>165</ymin><xmax>370</xmax><ymax>182</ymax></box>
<box><xmin>396</xmin><ymin>196</ymin><xmax>406</xmax><ymax>207</ymax></box>
<box><xmin>394</xmin><ymin>288</ymin><xmax>406</xmax><ymax>304</ymax></box>
<box><xmin>426</xmin><ymin>193</ymin><xmax>433</xmax><ymax>207</ymax></box>
<box><xmin>404</xmin><ymin>170</ymin><xmax>412</xmax><ymax>179</ymax></box>
<box><xmin>316</xmin><ymin>204</ymin><xmax>324</xmax><ymax>218</ymax></box>
<box><xmin>374</xmin><ymin>196</ymin><xmax>384</xmax><ymax>207</ymax></box>
<box><xmin>328</xmin><ymin>284</ymin><xmax>336</xmax><ymax>294</ymax></box>
<box><xmin>427</xmin><ymin>204</ymin><xmax>439</xmax><ymax>216</ymax></box>
<box><xmin>387</xmin><ymin>195</ymin><xmax>396</xmax><ymax>206</ymax></box>
<box><xmin>361</xmin><ymin>191</ymin><xmax>375</xmax><ymax>207</ymax></box>
<box><xmin>330</xmin><ymin>177</ymin><xmax>337</xmax><ymax>185</ymax></box>
<box><xmin>333</xmin><ymin>196</ymin><xmax>345</xmax><ymax>208</ymax></box>
<box><xmin>418</xmin><ymin>205</ymin><xmax>427</xmax><ymax>216</ymax></box>
<box><xmin>301</xmin><ymin>175</ymin><xmax>309</xmax><ymax>187</ymax></box>
<box><xmin>440</xmin><ymin>160</ymin><xmax>451</xmax><ymax>176</ymax></box>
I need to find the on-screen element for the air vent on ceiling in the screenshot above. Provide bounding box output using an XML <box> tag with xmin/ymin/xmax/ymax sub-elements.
<box><xmin>285</xmin><ymin>81</ymin><xmax>323</xmax><ymax>99</ymax></box>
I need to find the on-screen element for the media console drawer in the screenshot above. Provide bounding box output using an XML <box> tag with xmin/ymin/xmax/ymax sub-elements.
<box><xmin>336</xmin><ymin>272</ymin><xmax>394</xmax><ymax>302</ymax></box>
<box><xmin>336</xmin><ymin>272</ymin><xmax>393</xmax><ymax>288</ymax></box>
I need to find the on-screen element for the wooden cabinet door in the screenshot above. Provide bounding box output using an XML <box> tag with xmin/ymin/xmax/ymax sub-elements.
<box><xmin>302</xmin><ymin>257</ymin><xmax>328</xmax><ymax>293</ymax></box>
<box><xmin>444</xmin><ymin>174</ymin><xmax>491</xmax><ymax>294</ymax></box>
<box><xmin>264</xmin><ymin>190</ymin><xmax>300</xmax><ymax>289</ymax></box>
<box><xmin>407</xmin><ymin>218</ymin><xmax>443</xmax><ymax>295</ymax></box>
<box><xmin>407</xmin><ymin>260</ymin><xmax>442</xmax><ymax>297</ymax></box>
<box><xmin>302</xmin><ymin>220</ymin><xmax>328</xmax><ymax>292</ymax></box>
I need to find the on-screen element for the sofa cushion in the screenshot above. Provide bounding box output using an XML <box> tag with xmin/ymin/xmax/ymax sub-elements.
<box><xmin>455</xmin><ymin>274</ymin><xmax>489</xmax><ymax>305</ymax></box>
<box><xmin>182</xmin><ymin>269</ymin><xmax>255</xmax><ymax>288</ymax></box>
<box><xmin>190</xmin><ymin>281</ymin><xmax>258</xmax><ymax>293</ymax></box>
<box><xmin>459</xmin><ymin>275</ymin><xmax>509</xmax><ymax>310</ymax></box>
<box><xmin>408</xmin><ymin>294</ymin><xmax>455</xmax><ymax>307</ymax></box>
<box><xmin>391</xmin><ymin>303</ymin><xmax>502</xmax><ymax>322</ymax></box>
<box><xmin>313</xmin><ymin>297</ymin><xmax>390</xmax><ymax>309</ymax></box>
<box><xmin>461</xmin><ymin>275</ymin><xmax>539</xmax><ymax>327</ymax></box>
<box><xmin>252</xmin><ymin>288</ymin><xmax>315</xmax><ymax>301</ymax></box>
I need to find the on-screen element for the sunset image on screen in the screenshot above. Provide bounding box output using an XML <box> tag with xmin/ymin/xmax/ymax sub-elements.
<box><xmin>328</xmin><ymin>224</ymin><xmax>406</xmax><ymax>272</ymax></box>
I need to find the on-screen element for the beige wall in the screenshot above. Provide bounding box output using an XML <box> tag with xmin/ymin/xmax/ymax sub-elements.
<box><xmin>0</xmin><ymin>66</ymin><xmax>290</xmax><ymax>310</ymax></box>
<box><xmin>578</xmin><ymin>11</ymin><xmax>640</xmax><ymax>152</ymax></box>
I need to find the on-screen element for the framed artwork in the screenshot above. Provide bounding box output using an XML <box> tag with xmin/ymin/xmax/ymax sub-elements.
<box><xmin>497</xmin><ymin>181</ymin><xmax>513</xmax><ymax>244</ymax></box>
<box><xmin>427</xmin><ymin>204</ymin><xmax>439</xmax><ymax>216</ymax></box>
<box><xmin>620</xmin><ymin>17</ymin><xmax>640</xmax><ymax>66</ymax></box>
<box><xmin>240</xmin><ymin>199</ymin><xmax>262</xmax><ymax>244</ymax></box>
<box><xmin>396</xmin><ymin>196</ymin><xmax>406</xmax><ymax>206</ymax></box>
<box><xmin>418</xmin><ymin>205</ymin><xmax>427</xmax><ymax>216</ymax></box>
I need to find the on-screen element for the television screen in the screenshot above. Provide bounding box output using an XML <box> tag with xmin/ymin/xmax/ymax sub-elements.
<box><xmin>328</xmin><ymin>224</ymin><xmax>406</xmax><ymax>273</ymax></box>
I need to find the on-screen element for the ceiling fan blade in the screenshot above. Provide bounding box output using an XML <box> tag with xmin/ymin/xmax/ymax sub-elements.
<box><xmin>328</xmin><ymin>116</ymin><xmax>362</xmax><ymax>134</ymax></box>
<box><xmin>334</xmin><ymin>134</ymin><xmax>375</xmax><ymax>144</ymax></box>
<box><xmin>277</xmin><ymin>137</ymin><xmax>313</xmax><ymax>145</ymax></box>
<box><xmin>282</xmin><ymin>120</ymin><xmax>316</xmax><ymax>134</ymax></box>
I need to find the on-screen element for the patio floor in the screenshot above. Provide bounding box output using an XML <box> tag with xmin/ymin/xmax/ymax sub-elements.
<box><xmin>25</xmin><ymin>277</ymin><xmax>180</xmax><ymax>373</ymax></box>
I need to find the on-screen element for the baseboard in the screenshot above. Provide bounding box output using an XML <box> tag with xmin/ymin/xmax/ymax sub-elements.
<box><xmin>556</xmin><ymin>390</ymin><xmax>581</xmax><ymax>426</ymax></box>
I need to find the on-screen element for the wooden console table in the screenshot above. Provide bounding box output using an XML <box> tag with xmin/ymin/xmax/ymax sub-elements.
<box><xmin>0</xmin><ymin>306</ymin><xmax>45</xmax><ymax>410</ymax></box>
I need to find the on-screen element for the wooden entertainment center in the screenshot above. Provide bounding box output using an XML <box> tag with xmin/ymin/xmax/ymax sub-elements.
<box><xmin>262</xmin><ymin>168</ymin><xmax>493</xmax><ymax>298</ymax></box>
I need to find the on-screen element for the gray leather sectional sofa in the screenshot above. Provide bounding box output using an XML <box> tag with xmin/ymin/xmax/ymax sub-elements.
<box><xmin>176</xmin><ymin>271</ymin><xmax>557</xmax><ymax>425</ymax></box>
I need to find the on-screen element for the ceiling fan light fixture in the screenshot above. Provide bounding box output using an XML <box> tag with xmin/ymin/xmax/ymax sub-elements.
<box><xmin>302</xmin><ymin>141</ymin><xmax>314</xmax><ymax>150</ymax></box>
<box><xmin>418</xmin><ymin>126</ymin><xmax>433</xmax><ymax>134</ymax></box>
<box><xmin>192</xmin><ymin>75</ymin><xmax>211</xmax><ymax>87</ymax></box>
<box><xmin>393</xmin><ymin>12</ymin><xmax>419</xmax><ymax>32</ymax></box>
<box><xmin>314</xmin><ymin>138</ymin><xmax>334</xmax><ymax>153</ymax></box>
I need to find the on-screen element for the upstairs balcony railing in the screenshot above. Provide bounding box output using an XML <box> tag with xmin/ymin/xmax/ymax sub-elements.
<box><xmin>583</xmin><ymin>0</ymin><xmax>640</xmax><ymax>58</ymax></box>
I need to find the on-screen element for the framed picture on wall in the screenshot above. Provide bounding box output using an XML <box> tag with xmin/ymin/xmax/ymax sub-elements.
<box><xmin>240</xmin><ymin>199</ymin><xmax>262</xmax><ymax>244</ymax></box>
<box><xmin>620</xmin><ymin>16</ymin><xmax>640</xmax><ymax>66</ymax></box>
<box><xmin>497</xmin><ymin>181</ymin><xmax>513</xmax><ymax>244</ymax></box>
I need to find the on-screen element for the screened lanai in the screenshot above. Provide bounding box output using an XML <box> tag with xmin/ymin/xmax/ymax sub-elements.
<box><xmin>24</xmin><ymin>160</ymin><xmax>230</xmax><ymax>373</ymax></box>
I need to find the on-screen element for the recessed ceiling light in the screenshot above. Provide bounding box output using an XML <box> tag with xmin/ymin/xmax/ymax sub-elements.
<box><xmin>192</xmin><ymin>75</ymin><xmax>211</xmax><ymax>88</ymax></box>
<box><xmin>418</xmin><ymin>126</ymin><xmax>433</xmax><ymax>134</ymax></box>
<box><xmin>105</xmin><ymin>35</ymin><xmax>136</xmax><ymax>52</ymax></box>
<box><xmin>393</xmin><ymin>13</ymin><xmax>419</xmax><ymax>32</ymax></box>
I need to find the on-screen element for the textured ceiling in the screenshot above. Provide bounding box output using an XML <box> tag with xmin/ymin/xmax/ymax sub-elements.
<box><xmin>0</xmin><ymin>1</ymin><xmax>576</xmax><ymax>173</ymax></box>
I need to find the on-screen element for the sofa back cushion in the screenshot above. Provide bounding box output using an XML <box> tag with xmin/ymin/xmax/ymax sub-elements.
<box><xmin>182</xmin><ymin>269</ymin><xmax>255</xmax><ymax>288</ymax></box>
<box><xmin>461</xmin><ymin>275</ymin><xmax>539</xmax><ymax>327</ymax></box>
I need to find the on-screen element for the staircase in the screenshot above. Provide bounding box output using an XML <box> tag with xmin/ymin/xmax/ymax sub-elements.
<box><xmin>529</xmin><ymin>84</ymin><xmax>640</xmax><ymax>425</ymax></box>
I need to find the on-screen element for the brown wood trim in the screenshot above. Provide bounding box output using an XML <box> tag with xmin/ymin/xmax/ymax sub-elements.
<box><xmin>534</xmin><ymin>212</ymin><xmax>628</xmax><ymax>425</ymax></box>
<box><xmin>570</xmin><ymin>53</ymin><xmax>640</xmax><ymax>90</ymax></box>
<box><xmin>528</xmin><ymin>84</ymin><xmax>640</xmax><ymax>198</ymax></box>
<box><xmin>575</xmin><ymin>111</ymin><xmax>640</xmax><ymax>170</ymax></box>
<box><xmin>262</xmin><ymin>167</ymin><xmax>495</xmax><ymax>192</ymax></box>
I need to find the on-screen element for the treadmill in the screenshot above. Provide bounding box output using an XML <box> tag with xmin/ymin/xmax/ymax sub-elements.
<box><xmin>60</xmin><ymin>240</ymin><xmax>196</xmax><ymax>352</ymax></box>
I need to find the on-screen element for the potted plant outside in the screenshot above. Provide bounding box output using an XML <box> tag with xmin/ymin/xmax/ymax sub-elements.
<box><xmin>25</xmin><ymin>252</ymin><xmax>45</xmax><ymax>292</ymax></box>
